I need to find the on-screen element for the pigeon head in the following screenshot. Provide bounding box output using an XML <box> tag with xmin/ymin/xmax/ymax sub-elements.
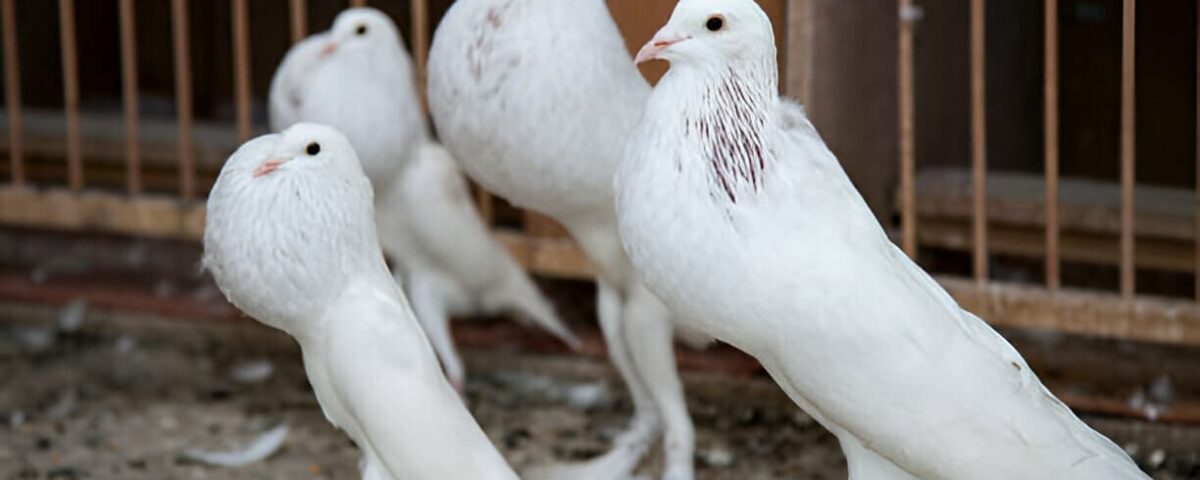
<box><xmin>247</xmin><ymin>122</ymin><xmax>365</xmax><ymax>180</ymax></box>
<box><xmin>635</xmin><ymin>0</ymin><xmax>776</xmax><ymax>71</ymax></box>
<box><xmin>203</xmin><ymin>123</ymin><xmax>385</xmax><ymax>335</ymax></box>
<box><xmin>323</xmin><ymin>7</ymin><xmax>404</xmax><ymax>58</ymax></box>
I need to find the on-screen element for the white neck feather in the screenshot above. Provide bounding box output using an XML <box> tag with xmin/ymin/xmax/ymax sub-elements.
<box><xmin>649</xmin><ymin>56</ymin><xmax>778</xmax><ymax>203</ymax></box>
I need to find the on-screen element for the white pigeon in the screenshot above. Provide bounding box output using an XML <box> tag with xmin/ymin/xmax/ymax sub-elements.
<box><xmin>269</xmin><ymin>7</ymin><xmax>576</xmax><ymax>389</ymax></box>
<box><xmin>428</xmin><ymin>1</ymin><xmax>699</xmax><ymax>479</ymax></box>
<box><xmin>615</xmin><ymin>1</ymin><xmax>1151</xmax><ymax>479</ymax></box>
<box><xmin>203</xmin><ymin>123</ymin><xmax>520</xmax><ymax>480</ymax></box>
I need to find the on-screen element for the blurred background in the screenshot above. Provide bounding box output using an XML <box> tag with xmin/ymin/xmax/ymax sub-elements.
<box><xmin>0</xmin><ymin>0</ymin><xmax>1198</xmax><ymax>479</ymax></box>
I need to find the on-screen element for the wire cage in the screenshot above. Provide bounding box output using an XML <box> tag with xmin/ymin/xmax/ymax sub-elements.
<box><xmin>0</xmin><ymin>1</ymin><xmax>1198</xmax><ymax>355</ymax></box>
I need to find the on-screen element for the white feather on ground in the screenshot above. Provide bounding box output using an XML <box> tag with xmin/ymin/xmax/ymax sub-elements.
<box><xmin>183</xmin><ymin>424</ymin><xmax>290</xmax><ymax>468</ymax></box>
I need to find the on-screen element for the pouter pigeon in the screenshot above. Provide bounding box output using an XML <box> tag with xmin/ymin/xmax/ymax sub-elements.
<box><xmin>204</xmin><ymin>123</ymin><xmax>520</xmax><ymax>480</ymax></box>
<box><xmin>615</xmin><ymin>1</ymin><xmax>1150</xmax><ymax>479</ymax></box>
<box><xmin>428</xmin><ymin>0</ymin><xmax>698</xmax><ymax>478</ymax></box>
<box><xmin>269</xmin><ymin>7</ymin><xmax>577</xmax><ymax>390</ymax></box>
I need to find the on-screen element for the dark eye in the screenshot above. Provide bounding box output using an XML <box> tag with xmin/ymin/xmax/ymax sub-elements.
<box><xmin>356</xmin><ymin>25</ymin><xmax>368</xmax><ymax>36</ymax></box>
<box><xmin>306</xmin><ymin>142</ymin><xmax>321</xmax><ymax>156</ymax></box>
<box><xmin>706</xmin><ymin>16</ymin><xmax>724</xmax><ymax>32</ymax></box>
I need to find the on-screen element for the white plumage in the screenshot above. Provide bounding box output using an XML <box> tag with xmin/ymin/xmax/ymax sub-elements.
<box><xmin>204</xmin><ymin>123</ymin><xmax>519</xmax><ymax>480</ymax></box>
<box><xmin>615</xmin><ymin>1</ymin><xmax>1150</xmax><ymax>479</ymax></box>
<box><xmin>428</xmin><ymin>1</ymin><xmax>698</xmax><ymax>478</ymax></box>
<box><xmin>269</xmin><ymin>7</ymin><xmax>575</xmax><ymax>389</ymax></box>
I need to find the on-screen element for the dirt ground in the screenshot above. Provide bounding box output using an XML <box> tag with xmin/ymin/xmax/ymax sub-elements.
<box><xmin>1</xmin><ymin>312</ymin><xmax>1198</xmax><ymax>480</ymax></box>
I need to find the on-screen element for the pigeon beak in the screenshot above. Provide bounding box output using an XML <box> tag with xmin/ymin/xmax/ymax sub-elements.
<box><xmin>635</xmin><ymin>32</ymin><xmax>688</xmax><ymax>65</ymax></box>
<box><xmin>253</xmin><ymin>158</ymin><xmax>285</xmax><ymax>178</ymax></box>
<box><xmin>320</xmin><ymin>42</ymin><xmax>338</xmax><ymax>57</ymax></box>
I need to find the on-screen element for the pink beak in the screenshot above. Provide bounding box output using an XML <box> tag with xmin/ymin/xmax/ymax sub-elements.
<box><xmin>320</xmin><ymin>42</ymin><xmax>337</xmax><ymax>57</ymax></box>
<box><xmin>253</xmin><ymin>158</ymin><xmax>284</xmax><ymax>177</ymax></box>
<box><xmin>635</xmin><ymin>33</ymin><xmax>688</xmax><ymax>65</ymax></box>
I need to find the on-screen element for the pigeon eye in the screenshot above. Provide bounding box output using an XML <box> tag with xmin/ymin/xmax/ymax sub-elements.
<box><xmin>356</xmin><ymin>25</ymin><xmax>368</xmax><ymax>36</ymax></box>
<box><xmin>306</xmin><ymin>142</ymin><xmax>321</xmax><ymax>156</ymax></box>
<box><xmin>705</xmin><ymin>15</ymin><xmax>724</xmax><ymax>32</ymax></box>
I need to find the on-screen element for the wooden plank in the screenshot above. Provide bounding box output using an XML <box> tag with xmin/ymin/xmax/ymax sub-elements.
<box><xmin>0</xmin><ymin>109</ymin><xmax>240</xmax><ymax>171</ymax></box>
<box><xmin>970</xmin><ymin>0</ymin><xmax>988</xmax><ymax>284</ymax></box>
<box><xmin>2</xmin><ymin>0</ymin><xmax>22</xmax><ymax>186</ymax></box>
<box><xmin>1120</xmin><ymin>0</ymin><xmax>1136</xmax><ymax>298</ymax></box>
<box><xmin>898</xmin><ymin>0</ymin><xmax>916</xmax><ymax>257</ymax></box>
<box><xmin>172</xmin><ymin>0</ymin><xmax>195</xmax><ymax>200</ymax></box>
<box><xmin>58</xmin><ymin>0</ymin><xmax>82</xmax><ymax>190</ymax></box>
<box><xmin>0</xmin><ymin>187</ymin><xmax>205</xmax><ymax>240</ymax></box>
<box><xmin>943</xmin><ymin>276</ymin><xmax>1200</xmax><ymax>346</ymax></box>
<box><xmin>919</xmin><ymin>218</ymin><xmax>1193</xmax><ymax>273</ymax></box>
<box><xmin>1045</xmin><ymin>0</ymin><xmax>1060</xmax><ymax>290</ymax></box>
<box><xmin>915</xmin><ymin>169</ymin><xmax>1195</xmax><ymax>241</ymax></box>
<box><xmin>497</xmin><ymin>231</ymin><xmax>594</xmax><ymax>279</ymax></box>
<box><xmin>230</xmin><ymin>0</ymin><xmax>251</xmax><ymax>143</ymax></box>
<box><xmin>119</xmin><ymin>0</ymin><xmax>141</xmax><ymax>195</ymax></box>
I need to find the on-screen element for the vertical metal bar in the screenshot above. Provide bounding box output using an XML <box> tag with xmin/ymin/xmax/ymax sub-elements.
<box><xmin>172</xmin><ymin>0</ymin><xmax>194</xmax><ymax>200</ymax></box>
<box><xmin>1195</xmin><ymin>0</ymin><xmax>1199</xmax><ymax>301</ymax></box>
<box><xmin>898</xmin><ymin>0</ymin><xmax>917</xmax><ymax>258</ymax></box>
<box><xmin>231</xmin><ymin>0</ymin><xmax>251</xmax><ymax>142</ymax></box>
<box><xmin>411</xmin><ymin>0</ymin><xmax>428</xmax><ymax>112</ymax></box>
<box><xmin>2</xmin><ymin>0</ymin><xmax>23</xmax><ymax>187</ymax></box>
<box><xmin>58</xmin><ymin>0</ymin><xmax>82</xmax><ymax>190</ymax></box>
<box><xmin>1045</xmin><ymin>0</ymin><xmax>1060</xmax><ymax>290</ymax></box>
<box><xmin>971</xmin><ymin>0</ymin><xmax>988</xmax><ymax>285</ymax></box>
<box><xmin>119</xmin><ymin>0</ymin><xmax>141</xmax><ymax>194</ymax></box>
<box><xmin>1120</xmin><ymin>0</ymin><xmax>1135</xmax><ymax>299</ymax></box>
<box><xmin>289</xmin><ymin>0</ymin><xmax>306</xmax><ymax>44</ymax></box>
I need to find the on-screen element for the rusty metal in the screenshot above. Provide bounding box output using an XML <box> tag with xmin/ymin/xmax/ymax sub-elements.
<box><xmin>1120</xmin><ymin>0</ymin><xmax>1136</xmax><ymax>299</ymax></box>
<box><xmin>231</xmin><ymin>0</ymin><xmax>251</xmax><ymax>143</ymax></box>
<box><xmin>58</xmin><ymin>0</ymin><xmax>82</xmax><ymax>190</ymax></box>
<box><xmin>2</xmin><ymin>0</ymin><xmax>23</xmax><ymax>186</ymax></box>
<box><xmin>119</xmin><ymin>0</ymin><xmax>141</xmax><ymax>194</ymax></box>
<box><xmin>171</xmin><ymin>0</ymin><xmax>195</xmax><ymax>200</ymax></box>
<box><xmin>971</xmin><ymin>0</ymin><xmax>988</xmax><ymax>284</ymax></box>
<box><xmin>1045</xmin><ymin>0</ymin><xmax>1059</xmax><ymax>290</ymax></box>
<box><xmin>289</xmin><ymin>0</ymin><xmax>306</xmax><ymax>44</ymax></box>
<box><xmin>897</xmin><ymin>0</ymin><xmax>916</xmax><ymax>258</ymax></box>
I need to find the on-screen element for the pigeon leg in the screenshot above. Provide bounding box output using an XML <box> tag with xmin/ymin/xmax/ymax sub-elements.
<box><xmin>598</xmin><ymin>280</ymin><xmax>663</xmax><ymax>448</ymax></box>
<box><xmin>623</xmin><ymin>283</ymin><xmax>694</xmax><ymax>480</ymax></box>
<box><xmin>407</xmin><ymin>272</ymin><xmax>465</xmax><ymax>392</ymax></box>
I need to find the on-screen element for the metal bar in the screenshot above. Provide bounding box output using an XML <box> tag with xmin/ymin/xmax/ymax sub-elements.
<box><xmin>1045</xmin><ymin>0</ymin><xmax>1060</xmax><ymax>290</ymax></box>
<box><xmin>171</xmin><ymin>0</ymin><xmax>194</xmax><ymax>200</ymax></box>
<box><xmin>971</xmin><ymin>0</ymin><xmax>988</xmax><ymax>284</ymax></box>
<box><xmin>231</xmin><ymin>0</ymin><xmax>251</xmax><ymax>142</ymax></box>
<box><xmin>119</xmin><ymin>0</ymin><xmax>141</xmax><ymax>194</ymax></box>
<box><xmin>1196</xmin><ymin>0</ymin><xmax>1199</xmax><ymax>301</ymax></box>
<box><xmin>2</xmin><ymin>0</ymin><xmax>23</xmax><ymax>186</ymax></box>
<box><xmin>898</xmin><ymin>0</ymin><xmax>916</xmax><ymax>258</ymax></box>
<box><xmin>1120</xmin><ymin>0</ymin><xmax>1135</xmax><ymax>299</ymax></box>
<box><xmin>411</xmin><ymin>0</ymin><xmax>428</xmax><ymax>112</ymax></box>
<box><xmin>289</xmin><ymin>0</ymin><xmax>306</xmax><ymax>44</ymax></box>
<box><xmin>58</xmin><ymin>0</ymin><xmax>82</xmax><ymax>190</ymax></box>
